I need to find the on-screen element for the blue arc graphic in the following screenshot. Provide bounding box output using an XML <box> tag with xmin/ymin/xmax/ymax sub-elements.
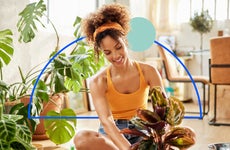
<box><xmin>28</xmin><ymin>37</ymin><xmax>203</xmax><ymax>120</ymax></box>
<box><xmin>154</xmin><ymin>41</ymin><xmax>203</xmax><ymax>119</ymax></box>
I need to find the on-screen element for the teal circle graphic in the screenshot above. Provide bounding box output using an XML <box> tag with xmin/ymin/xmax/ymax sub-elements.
<box><xmin>127</xmin><ymin>17</ymin><xmax>156</xmax><ymax>52</ymax></box>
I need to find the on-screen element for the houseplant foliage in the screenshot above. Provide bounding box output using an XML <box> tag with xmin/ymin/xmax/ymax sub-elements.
<box><xmin>189</xmin><ymin>10</ymin><xmax>213</xmax><ymax>75</ymax></box>
<box><xmin>15</xmin><ymin>0</ymin><xmax>106</xmax><ymax>145</ymax></box>
<box><xmin>190</xmin><ymin>10</ymin><xmax>213</xmax><ymax>50</ymax></box>
<box><xmin>0</xmin><ymin>29</ymin><xmax>14</xmax><ymax>104</ymax></box>
<box><xmin>121</xmin><ymin>87</ymin><xmax>196</xmax><ymax>150</ymax></box>
<box><xmin>0</xmin><ymin>104</ymin><xmax>35</xmax><ymax>150</ymax></box>
<box><xmin>0</xmin><ymin>28</ymin><xmax>37</xmax><ymax>149</ymax></box>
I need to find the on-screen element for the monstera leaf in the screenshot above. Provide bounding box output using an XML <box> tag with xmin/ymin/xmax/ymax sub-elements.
<box><xmin>0</xmin><ymin>29</ymin><xmax>13</xmax><ymax>69</ymax></box>
<box><xmin>17</xmin><ymin>0</ymin><xmax>46</xmax><ymax>43</ymax></box>
<box><xmin>44</xmin><ymin>108</ymin><xmax>77</xmax><ymax>145</ymax></box>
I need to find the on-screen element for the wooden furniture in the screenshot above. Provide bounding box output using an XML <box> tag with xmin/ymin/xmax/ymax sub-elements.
<box><xmin>209</xmin><ymin>36</ymin><xmax>230</xmax><ymax>126</ymax></box>
<box><xmin>156</xmin><ymin>42</ymin><xmax>209</xmax><ymax>118</ymax></box>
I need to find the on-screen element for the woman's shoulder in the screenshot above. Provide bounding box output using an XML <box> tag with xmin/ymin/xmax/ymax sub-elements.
<box><xmin>88</xmin><ymin>66</ymin><xmax>108</xmax><ymax>88</ymax></box>
<box><xmin>136</xmin><ymin>61</ymin><xmax>157</xmax><ymax>72</ymax></box>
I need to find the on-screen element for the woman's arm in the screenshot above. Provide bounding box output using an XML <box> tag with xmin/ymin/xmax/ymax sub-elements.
<box><xmin>89</xmin><ymin>74</ymin><xmax>131</xmax><ymax>150</ymax></box>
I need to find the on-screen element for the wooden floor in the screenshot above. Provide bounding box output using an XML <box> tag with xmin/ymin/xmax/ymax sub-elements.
<box><xmin>32</xmin><ymin>102</ymin><xmax>230</xmax><ymax>150</ymax></box>
<box><xmin>32</xmin><ymin>85</ymin><xmax>230</xmax><ymax>149</ymax></box>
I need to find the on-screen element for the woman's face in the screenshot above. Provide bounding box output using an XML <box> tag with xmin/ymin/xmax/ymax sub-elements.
<box><xmin>100</xmin><ymin>35</ymin><xmax>128</xmax><ymax>67</ymax></box>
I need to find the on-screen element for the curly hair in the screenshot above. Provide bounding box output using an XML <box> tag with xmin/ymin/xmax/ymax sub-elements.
<box><xmin>81</xmin><ymin>3</ymin><xmax>130</xmax><ymax>58</ymax></box>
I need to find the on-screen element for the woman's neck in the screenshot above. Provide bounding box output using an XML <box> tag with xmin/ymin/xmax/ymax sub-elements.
<box><xmin>111</xmin><ymin>59</ymin><xmax>135</xmax><ymax>76</ymax></box>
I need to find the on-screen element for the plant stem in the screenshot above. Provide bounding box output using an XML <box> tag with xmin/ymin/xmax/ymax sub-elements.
<box><xmin>200</xmin><ymin>33</ymin><xmax>203</xmax><ymax>75</ymax></box>
<box><xmin>0</xmin><ymin>104</ymin><xmax>3</xmax><ymax>120</ymax></box>
<box><xmin>43</xmin><ymin>13</ymin><xmax>60</xmax><ymax>52</ymax></box>
<box><xmin>0</xmin><ymin>68</ymin><xmax>3</xmax><ymax>80</ymax></box>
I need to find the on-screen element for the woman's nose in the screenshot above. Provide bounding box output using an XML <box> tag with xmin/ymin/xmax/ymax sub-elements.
<box><xmin>112</xmin><ymin>51</ymin><xmax>120</xmax><ymax>59</ymax></box>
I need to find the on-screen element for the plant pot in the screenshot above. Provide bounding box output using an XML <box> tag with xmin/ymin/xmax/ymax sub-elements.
<box><xmin>208</xmin><ymin>143</ymin><xmax>230</xmax><ymax>150</ymax></box>
<box><xmin>32</xmin><ymin>93</ymin><xmax>64</xmax><ymax>140</ymax></box>
<box><xmin>4</xmin><ymin>99</ymin><xmax>21</xmax><ymax>113</ymax></box>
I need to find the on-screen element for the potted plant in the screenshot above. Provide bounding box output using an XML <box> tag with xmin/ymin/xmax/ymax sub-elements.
<box><xmin>0</xmin><ymin>29</ymin><xmax>36</xmax><ymax>149</ymax></box>
<box><xmin>0</xmin><ymin>104</ymin><xmax>36</xmax><ymax>150</ymax></box>
<box><xmin>190</xmin><ymin>10</ymin><xmax>213</xmax><ymax>75</ymax></box>
<box><xmin>121</xmin><ymin>87</ymin><xmax>196</xmax><ymax>150</ymax></box>
<box><xmin>15</xmin><ymin>0</ymin><xmax>106</xmax><ymax>145</ymax></box>
<box><xmin>190</xmin><ymin>10</ymin><xmax>213</xmax><ymax>50</ymax></box>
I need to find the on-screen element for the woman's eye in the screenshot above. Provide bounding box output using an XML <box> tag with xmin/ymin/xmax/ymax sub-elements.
<box><xmin>103</xmin><ymin>51</ymin><xmax>111</xmax><ymax>55</ymax></box>
<box><xmin>116</xmin><ymin>45</ymin><xmax>122</xmax><ymax>50</ymax></box>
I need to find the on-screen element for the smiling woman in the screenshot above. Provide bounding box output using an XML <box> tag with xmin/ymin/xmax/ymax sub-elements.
<box><xmin>74</xmin><ymin>3</ymin><xmax>165</xmax><ymax>150</ymax></box>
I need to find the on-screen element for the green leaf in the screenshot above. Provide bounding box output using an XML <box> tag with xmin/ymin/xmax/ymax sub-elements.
<box><xmin>64</xmin><ymin>76</ymin><xmax>82</xmax><ymax>93</ymax></box>
<box><xmin>73</xmin><ymin>16</ymin><xmax>82</xmax><ymax>38</ymax></box>
<box><xmin>16</xmin><ymin>124</ymin><xmax>32</xmax><ymax>144</ymax></box>
<box><xmin>44</xmin><ymin>108</ymin><xmax>77</xmax><ymax>145</ymax></box>
<box><xmin>33</xmin><ymin>79</ymin><xmax>49</xmax><ymax>102</ymax></box>
<box><xmin>10</xmin><ymin>103</ymin><xmax>39</xmax><ymax>134</ymax></box>
<box><xmin>0</xmin><ymin>119</ymin><xmax>16</xmax><ymax>141</ymax></box>
<box><xmin>17</xmin><ymin>0</ymin><xmax>46</xmax><ymax>43</ymax></box>
<box><xmin>54</xmin><ymin>72</ymin><xmax>67</xmax><ymax>93</ymax></box>
<box><xmin>0</xmin><ymin>29</ymin><xmax>14</xmax><ymax>67</ymax></box>
<box><xmin>3</xmin><ymin>114</ymin><xmax>23</xmax><ymax>121</ymax></box>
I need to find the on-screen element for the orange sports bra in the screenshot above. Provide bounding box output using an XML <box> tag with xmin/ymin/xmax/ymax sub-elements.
<box><xmin>105</xmin><ymin>62</ymin><xmax>150</xmax><ymax>119</ymax></box>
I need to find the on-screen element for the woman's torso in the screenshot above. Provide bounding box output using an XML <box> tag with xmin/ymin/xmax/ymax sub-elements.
<box><xmin>105</xmin><ymin>61</ymin><xmax>150</xmax><ymax>119</ymax></box>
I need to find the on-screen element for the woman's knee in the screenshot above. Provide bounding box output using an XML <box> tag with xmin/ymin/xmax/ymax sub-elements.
<box><xmin>74</xmin><ymin>130</ymin><xmax>97</xmax><ymax>149</ymax></box>
<box><xmin>74</xmin><ymin>130</ymin><xmax>118</xmax><ymax>150</ymax></box>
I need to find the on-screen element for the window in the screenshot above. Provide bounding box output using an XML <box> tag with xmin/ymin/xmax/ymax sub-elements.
<box><xmin>216</xmin><ymin>0</ymin><xmax>228</xmax><ymax>20</ymax></box>
<box><xmin>177</xmin><ymin>0</ymin><xmax>230</xmax><ymax>23</ymax></box>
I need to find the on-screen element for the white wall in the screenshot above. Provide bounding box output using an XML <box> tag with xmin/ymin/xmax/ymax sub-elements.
<box><xmin>0</xmin><ymin>1</ymin><xmax>84</xmax><ymax>84</ymax></box>
<box><xmin>1</xmin><ymin>0</ymin><xmax>230</xmax><ymax>84</ymax></box>
<box><xmin>0</xmin><ymin>0</ymin><xmax>30</xmax><ymax>83</ymax></box>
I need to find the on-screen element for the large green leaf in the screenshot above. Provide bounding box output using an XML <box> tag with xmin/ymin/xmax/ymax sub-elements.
<box><xmin>54</xmin><ymin>72</ymin><xmax>68</xmax><ymax>93</ymax></box>
<box><xmin>0</xmin><ymin>119</ymin><xmax>16</xmax><ymax>141</ymax></box>
<box><xmin>44</xmin><ymin>108</ymin><xmax>77</xmax><ymax>145</ymax></box>
<box><xmin>15</xmin><ymin>124</ymin><xmax>32</xmax><ymax>145</ymax></box>
<box><xmin>0</xmin><ymin>114</ymin><xmax>35</xmax><ymax>150</ymax></box>
<box><xmin>34</xmin><ymin>79</ymin><xmax>49</xmax><ymax>102</ymax></box>
<box><xmin>0</xmin><ymin>29</ymin><xmax>13</xmax><ymax>68</ymax></box>
<box><xmin>17</xmin><ymin>0</ymin><xmax>46</xmax><ymax>43</ymax></box>
<box><xmin>73</xmin><ymin>16</ymin><xmax>82</xmax><ymax>39</ymax></box>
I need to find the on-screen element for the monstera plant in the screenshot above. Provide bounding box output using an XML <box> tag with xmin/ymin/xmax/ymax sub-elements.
<box><xmin>14</xmin><ymin>0</ymin><xmax>106</xmax><ymax>146</ymax></box>
<box><xmin>0</xmin><ymin>29</ymin><xmax>14</xmax><ymax>104</ymax></box>
<box><xmin>121</xmin><ymin>87</ymin><xmax>196</xmax><ymax>150</ymax></box>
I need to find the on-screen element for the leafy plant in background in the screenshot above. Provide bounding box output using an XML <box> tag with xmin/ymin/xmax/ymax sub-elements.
<box><xmin>121</xmin><ymin>87</ymin><xmax>196</xmax><ymax>150</ymax></box>
<box><xmin>190</xmin><ymin>10</ymin><xmax>213</xmax><ymax>50</ymax></box>
<box><xmin>190</xmin><ymin>10</ymin><xmax>213</xmax><ymax>75</ymax></box>
<box><xmin>15</xmin><ymin>0</ymin><xmax>106</xmax><ymax>145</ymax></box>
<box><xmin>0</xmin><ymin>29</ymin><xmax>14</xmax><ymax>104</ymax></box>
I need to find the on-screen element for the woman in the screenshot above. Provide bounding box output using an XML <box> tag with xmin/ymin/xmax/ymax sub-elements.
<box><xmin>74</xmin><ymin>3</ymin><xmax>164</xmax><ymax>150</ymax></box>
